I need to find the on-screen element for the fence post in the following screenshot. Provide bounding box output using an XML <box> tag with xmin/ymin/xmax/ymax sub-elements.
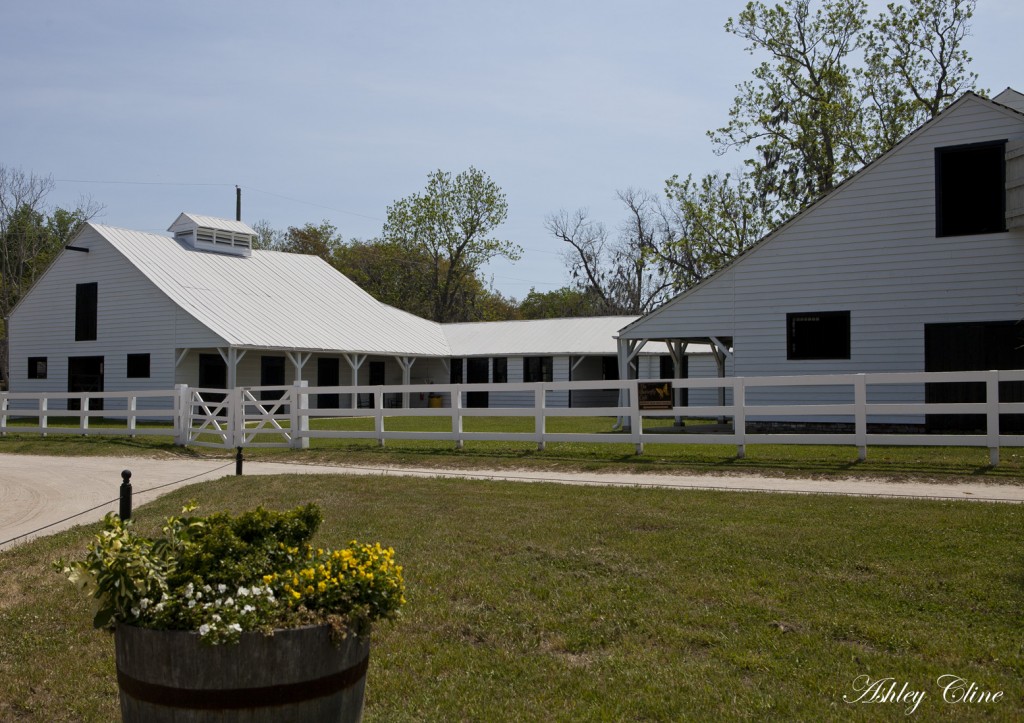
<box><xmin>40</xmin><ymin>396</ymin><xmax>48</xmax><ymax>437</ymax></box>
<box><xmin>0</xmin><ymin>391</ymin><xmax>8</xmax><ymax>436</ymax></box>
<box><xmin>535</xmin><ymin>384</ymin><xmax>546</xmax><ymax>451</ymax></box>
<box><xmin>375</xmin><ymin>388</ymin><xmax>386</xmax><ymax>448</ymax></box>
<box><xmin>119</xmin><ymin>470</ymin><xmax>133</xmax><ymax>521</ymax></box>
<box><xmin>986</xmin><ymin>370</ymin><xmax>1000</xmax><ymax>467</ymax></box>
<box><xmin>453</xmin><ymin>386</ymin><xmax>463</xmax><ymax>450</ymax></box>
<box><xmin>854</xmin><ymin>374</ymin><xmax>867</xmax><ymax>462</ymax></box>
<box><xmin>81</xmin><ymin>396</ymin><xmax>89</xmax><ymax>433</ymax></box>
<box><xmin>128</xmin><ymin>394</ymin><xmax>138</xmax><ymax>439</ymax></box>
<box><xmin>174</xmin><ymin>384</ymin><xmax>189</xmax><ymax>446</ymax></box>
<box><xmin>227</xmin><ymin>387</ymin><xmax>239</xmax><ymax>450</ymax></box>
<box><xmin>734</xmin><ymin>378</ymin><xmax>746</xmax><ymax>459</ymax></box>
<box><xmin>631</xmin><ymin>380</ymin><xmax>643</xmax><ymax>455</ymax></box>
<box><xmin>290</xmin><ymin>381</ymin><xmax>310</xmax><ymax>450</ymax></box>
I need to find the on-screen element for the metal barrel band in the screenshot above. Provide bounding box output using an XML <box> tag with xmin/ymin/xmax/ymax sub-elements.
<box><xmin>116</xmin><ymin>652</ymin><xmax>369</xmax><ymax>710</ymax></box>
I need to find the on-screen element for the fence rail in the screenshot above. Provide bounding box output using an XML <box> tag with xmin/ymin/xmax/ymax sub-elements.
<box><xmin>2</xmin><ymin>370</ymin><xmax>1023</xmax><ymax>464</ymax></box>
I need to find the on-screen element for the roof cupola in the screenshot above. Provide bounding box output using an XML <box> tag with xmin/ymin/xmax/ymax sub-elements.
<box><xmin>168</xmin><ymin>213</ymin><xmax>255</xmax><ymax>257</ymax></box>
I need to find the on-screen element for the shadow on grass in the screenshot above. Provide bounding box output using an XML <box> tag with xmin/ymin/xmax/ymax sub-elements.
<box><xmin>2</xmin><ymin>432</ymin><xmax>1022</xmax><ymax>482</ymax></box>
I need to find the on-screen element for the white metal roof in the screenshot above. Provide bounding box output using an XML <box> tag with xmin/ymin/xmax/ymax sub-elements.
<box><xmin>96</xmin><ymin>223</ymin><xmax>452</xmax><ymax>356</ymax></box>
<box><xmin>92</xmin><ymin>218</ymin><xmax>710</xmax><ymax>359</ymax></box>
<box><xmin>994</xmin><ymin>87</ymin><xmax>1024</xmax><ymax>114</ymax></box>
<box><xmin>443</xmin><ymin>317</ymin><xmax>674</xmax><ymax>356</ymax></box>
<box><xmin>167</xmin><ymin>212</ymin><xmax>257</xmax><ymax>236</ymax></box>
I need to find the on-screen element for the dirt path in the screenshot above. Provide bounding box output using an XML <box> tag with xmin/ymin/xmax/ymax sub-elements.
<box><xmin>2</xmin><ymin>453</ymin><xmax>1021</xmax><ymax>550</ymax></box>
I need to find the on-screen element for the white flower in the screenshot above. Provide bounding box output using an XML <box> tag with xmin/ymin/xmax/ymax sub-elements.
<box><xmin>237</xmin><ymin>586</ymin><xmax>250</xmax><ymax>597</ymax></box>
<box><xmin>242</xmin><ymin>605</ymin><xmax>255</xmax><ymax>614</ymax></box>
<box><xmin>212</xmin><ymin>614</ymin><xmax>222</xmax><ymax>622</ymax></box>
<box><xmin>140</xmin><ymin>598</ymin><xmax>150</xmax><ymax>610</ymax></box>
<box><xmin>188</xmin><ymin>599</ymin><xmax>196</xmax><ymax>609</ymax></box>
<box><xmin>131</xmin><ymin>607</ymin><xmax>140</xmax><ymax>617</ymax></box>
<box><xmin>224</xmin><ymin>597</ymin><xmax>234</xmax><ymax>607</ymax></box>
<box><xmin>229</xmin><ymin>623</ymin><xmax>242</xmax><ymax>633</ymax></box>
<box><xmin>199</xmin><ymin>624</ymin><xmax>210</xmax><ymax>636</ymax></box>
<box><xmin>217</xmin><ymin>584</ymin><xmax>227</xmax><ymax>594</ymax></box>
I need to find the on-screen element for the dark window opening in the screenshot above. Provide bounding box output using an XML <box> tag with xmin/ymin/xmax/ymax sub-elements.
<box><xmin>359</xmin><ymin>360</ymin><xmax>387</xmax><ymax>409</ymax></box>
<box><xmin>317</xmin><ymin>357</ymin><xmax>340</xmax><ymax>409</ymax></box>
<box><xmin>198</xmin><ymin>354</ymin><xmax>227</xmax><ymax>389</ymax></box>
<box><xmin>466</xmin><ymin>357</ymin><xmax>489</xmax><ymax>408</ymax></box>
<box><xmin>449</xmin><ymin>358</ymin><xmax>463</xmax><ymax>384</ymax></box>
<box><xmin>75</xmin><ymin>282</ymin><xmax>98</xmax><ymax>341</ymax></box>
<box><xmin>492</xmin><ymin>357</ymin><xmax>507</xmax><ymax>384</ymax></box>
<box><xmin>369</xmin><ymin>361</ymin><xmax>386</xmax><ymax>385</ymax></box>
<box><xmin>602</xmin><ymin>356</ymin><xmax>619</xmax><ymax>380</ymax></box>
<box><xmin>925</xmin><ymin>320</ymin><xmax>1024</xmax><ymax>433</ymax></box>
<box><xmin>126</xmin><ymin>353</ymin><xmax>150</xmax><ymax>378</ymax></box>
<box><xmin>660</xmin><ymin>355</ymin><xmax>689</xmax><ymax>407</ymax></box>
<box><xmin>260</xmin><ymin>356</ymin><xmax>286</xmax><ymax>385</ymax></box>
<box><xmin>197</xmin><ymin>354</ymin><xmax>228</xmax><ymax>411</ymax></box>
<box><xmin>524</xmin><ymin>356</ymin><xmax>553</xmax><ymax>383</ymax></box>
<box><xmin>467</xmin><ymin>358</ymin><xmax>489</xmax><ymax>383</ymax></box>
<box><xmin>28</xmin><ymin>357</ymin><xmax>48</xmax><ymax>379</ymax></box>
<box><xmin>935</xmin><ymin>140</ymin><xmax>1006</xmax><ymax>237</ymax></box>
<box><xmin>787</xmin><ymin>311</ymin><xmax>850</xmax><ymax>360</ymax></box>
<box><xmin>261</xmin><ymin>356</ymin><xmax>286</xmax><ymax>400</ymax></box>
<box><xmin>68</xmin><ymin>356</ymin><xmax>104</xmax><ymax>411</ymax></box>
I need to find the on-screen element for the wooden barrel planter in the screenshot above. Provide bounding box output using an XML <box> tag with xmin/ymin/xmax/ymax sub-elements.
<box><xmin>115</xmin><ymin>624</ymin><xmax>370</xmax><ymax>723</ymax></box>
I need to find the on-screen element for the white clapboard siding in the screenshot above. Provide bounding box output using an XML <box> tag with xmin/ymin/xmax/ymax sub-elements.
<box><xmin>619</xmin><ymin>93</ymin><xmax>1024</xmax><ymax>422</ymax></box>
<box><xmin>8</xmin><ymin>226</ymin><xmax>223</xmax><ymax>410</ymax></box>
<box><xmin>1007</xmin><ymin>140</ymin><xmax>1024</xmax><ymax>228</ymax></box>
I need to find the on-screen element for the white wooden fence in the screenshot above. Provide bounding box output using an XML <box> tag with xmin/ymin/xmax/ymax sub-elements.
<box><xmin>2</xmin><ymin>370</ymin><xmax>1023</xmax><ymax>465</ymax></box>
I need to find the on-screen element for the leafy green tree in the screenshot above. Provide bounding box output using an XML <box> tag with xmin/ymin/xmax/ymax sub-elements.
<box><xmin>861</xmin><ymin>0</ymin><xmax>980</xmax><ymax>156</ymax></box>
<box><xmin>656</xmin><ymin>171</ymin><xmax>774</xmax><ymax>289</ymax></box>
<box><xmin>382</xmin><ymin>167</ymin><xmax>521</xmax><ymax>323</ymax></box>
<box><xmin>280</xmin><ymin>221</ymin><xmax>344</xmax><ymax>259</ymax></box>
<box><xmin>711</xmin><ymin>0</ymin><xmax>980</xmax><ymax>216</ymax></box>
<box><xmin>474</xmin><ymin>286</ymin><xmax>522</xmax><ymax>321</ymax></box>
<box><xmin>250</xmin><ymin>219</ymin><xmax>284</xmax><ymax>251</ymax></box>
<box><xmin>251</xmin><ymin>219</ymin><xmax>343</xmax><ymax>261</ymax></box>
<box><xmin>518</xmin><ymin>286</ymin><xmax>607</xmax><ymax>319</ymax></box>
<box><xmin>331</xmin><ymin>238</ymin><xmax>435</xmax><ymax>318</ymax></box>
<box><xmin>553</xmin><ymin>1</ymin><xmax>980</xmax><ymax>305</ymax></box>
<box><xmin>712</xmin><ymin>0</ymin><xmax>868</xmax><ymax>215</ymax></box>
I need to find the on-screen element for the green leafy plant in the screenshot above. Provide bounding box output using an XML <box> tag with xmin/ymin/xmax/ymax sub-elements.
<box><xmin>56</xmin><ymin>503</ymin><xmax>405</xmax><ymax>644</ymax></box>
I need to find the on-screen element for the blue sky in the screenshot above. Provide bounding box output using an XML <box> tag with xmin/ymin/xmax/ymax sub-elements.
<box><xmin>3</xmin><ymin>0</ymin><xmax>1021</xmax><ymax>300</ymax></box>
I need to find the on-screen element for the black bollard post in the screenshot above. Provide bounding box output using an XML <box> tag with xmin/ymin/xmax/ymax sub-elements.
<box><xmin>119</xmin><ymin>470</ymin><xmax>133</xmax><ymax>521</ymax></box>
<box><xmin>236</xmin><ymin>446</ymin><xmax>243</xmax><ymax>476</ymax></box>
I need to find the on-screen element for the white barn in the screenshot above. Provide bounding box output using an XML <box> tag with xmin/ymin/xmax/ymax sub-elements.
<box><xmin>617</xmin><ymin>89</ymin><xmax>1024</xmax><ymax>431</ymax></box>
<box><xmin>7</xmin><ymin>213</ymin><xmax>709</xmax><ymax>411</ymax></box>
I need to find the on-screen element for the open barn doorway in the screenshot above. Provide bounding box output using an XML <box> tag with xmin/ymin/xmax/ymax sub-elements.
<box><xmin>68</xmin><ymin>356</ymin><xmax>104</xmax><ymax>411</ymax></box>
<box><xmin>925</xmin><ymin>320</ymin><xmax>1024</xmax><ymax>432</ymax></box>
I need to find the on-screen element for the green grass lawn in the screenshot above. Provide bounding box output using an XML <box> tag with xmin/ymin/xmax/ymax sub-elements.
<box><xmin>2</xmin><ymin>414</ymin><xmax>1023</xmax><ymax>481</ymax></box>
<box><xmin>1</xmin><ymin>474</ymin><xmax>1020</xmax><ymax>720</ymax></box>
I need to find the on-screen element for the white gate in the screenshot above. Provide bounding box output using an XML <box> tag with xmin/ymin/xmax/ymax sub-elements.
<box><xmin>187</xmin><ymin>388</ymin><xmax>234</xmax><ymax>449</ymax></box>
<box><xmin>237</xmin><ymin>387</ymin><xmax>292</xmax><ymax>448</ymax></box>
